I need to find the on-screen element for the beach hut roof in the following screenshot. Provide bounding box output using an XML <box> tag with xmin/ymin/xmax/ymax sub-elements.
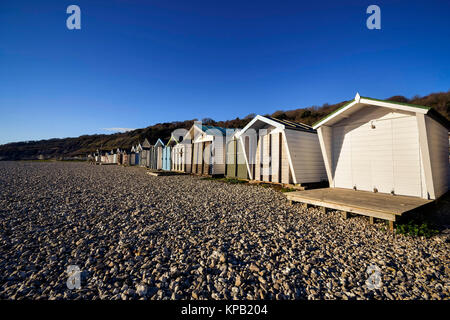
<box><xmin>181</xmin><ymin>123</ymin><xmax>228</xmax><ymax>143</ymax></box>
<box><xmin>313</xmin><ymin>93</ymin><xmax>450</xmax><ymax>130</ymax></box>
<box><xmin>166</xmin><ymin>135</ymin><xmax>179</xmax><ymax>146</ymax></box>
<box><xmin>236</xmin><ymin>115</ymin><xmax>315</xmax><ymax>138</ymax></box>
<box><xmin>154</xmin><ymin>138</ymin><xmax>165</xmax><ymax>148</ymax></box>
<box><xmin>142</xmin><ymin>138</ymin><xmax>151</xmax><ymax>148</ymax></box>
<box><xmin>194</xmin><ymin>123</ymin><xmax>227</xmax><ymax>135</ymax></box>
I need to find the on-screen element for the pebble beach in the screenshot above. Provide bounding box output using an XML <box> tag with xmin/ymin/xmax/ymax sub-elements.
<box><xmin>0</xmin><ymin>161</ymin><xmax>448</xmax><ymax>300</ymax></box>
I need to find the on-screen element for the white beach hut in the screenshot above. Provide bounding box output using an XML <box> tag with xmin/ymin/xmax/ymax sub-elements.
<box><xmin>313</xmin><ymin>93</ymin><xmax>450</xmax><ymax>199</ymax></box>
<box><xmin>191</xmin><ymin>124</ymin><xmax>227</xmax><ymax>176</ymax></box>
<box><xmin>236</xmin><ymin>115</ymin><xmax>327</xmax><ymax>185</ymax></box>
<box><xmin>154</xmin><ymin>139</ymin><xmax>165</xmax><ymax>170</ymax></box>
<box><xmin>130</xmin><ymin>146</ymin><xmax>136</xmax><ymax>165</ymax></box>
<box><xmin>140</xmin><ymin>138</ymin><xmax>151</xmax><ymax>167</ymax></box>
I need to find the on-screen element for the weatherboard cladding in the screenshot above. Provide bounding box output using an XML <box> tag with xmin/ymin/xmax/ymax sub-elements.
<box><xmin>142</xmin><ymin>138</ymin><xmax>151</xmax><ymax>149</ymax></box>
<box><xmin>426</xmin><ymin>116</ymin><xmax>449</xmax><ymax>198</ymax></box>
<box><xmin>173</xmin><ymin>138</ymin><xmax>193</xmax><ymax>173</ymax></box>
<box><xmin>172</xmin><ymin>143</ymin><xmax>186</xmax><ymax>172</ymax></box>
<box><xmin>285</xmin><ymin>129</ymin><xmax>327</xmax><ymax>183</ymax></box>
<box><xmin>238</xmin><ymin>115</ymin><xmax>326</xmax><ymax>184</ymax></box>
<box><xmin>138</xmin><ymin>140</ymin><xmax>150</xmax><ymax>166</ymax></box>
<box><xmin>270</xmin><ymin>133</ymin><xmax>280</xmax><ymax>183</ymax></box>
<box><xmin>315</xmin><ymin>93</ymin><xmax>449</xmax><ymax>200</ymax></box>
<box><xmin>185</xmin><ymin>143</ymin><xmax>193</xmax><ymax>173</ymax></box>
<box><xmin>226</xmin><ymin>140</ymin><xmax>237</xmax><ymax>178</ymax></box>
<box><xmin>188</xmin><ymin>124</ymin><xmax>226</xmax><ymax>175</ymax></box>
<box><xmin>180</xmin><ymin>126</ymin><xmax>203</xmax><ymax>174</ymax></box>
<box><xmin>225</xmin><ymin>136</ymin><xmax>249</xmax><ymax>179</ymax></box>
<box><xmin>172</xmin><ymin>144</ymin><xmax>179</xmax><ymax>171</ymax></box>
<box><xmin>161</xmin><ymin>136</ymin><xmax>180</xmax><ymax>171</ymax></box>
<box><xmin>162</xmin><ymin>146</ymin><xmax>171</xmax><ymax>171</ymax></box>
<box><xmin>331</xmin><ymin>110</ymin><xmax>422</xmax><ymax>197</ymax></box>
<box><xmin>156</xmin><ymin>146</ymin><xmax>163</xmax><ymax>170</ymax></box>
<box><xmin>135</xmin><ymin>153</ymin><xmax>140</xmax><ymax>165</ymax></box>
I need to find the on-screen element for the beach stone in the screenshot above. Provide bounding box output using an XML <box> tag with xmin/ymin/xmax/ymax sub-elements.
<box><xmin>235</xmin><ymin>276</ymin><xmax>242</xmax><ymax>287</ymax></box>
<box><xmin>0</xmin><ymin>161</ymin><xmax>447</xmax><ymax>301</ymax></box>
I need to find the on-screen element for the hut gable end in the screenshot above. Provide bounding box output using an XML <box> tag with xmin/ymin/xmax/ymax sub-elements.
<box><xmin>314</xmin><ymin>92</ymin><xmax>449</xmax><ymax>199</ymax></box>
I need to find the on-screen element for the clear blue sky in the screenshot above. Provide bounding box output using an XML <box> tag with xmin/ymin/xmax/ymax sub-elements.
<box><xmin>0</xmin><ymin>0</ymin><xmax>449</xmax><ymax>144</ymax></box>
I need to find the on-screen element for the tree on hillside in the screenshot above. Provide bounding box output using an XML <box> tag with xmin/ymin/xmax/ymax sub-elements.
<box><xmin>1</xmin><ymin>91</ymin><xmax>448</xmax><ymax>160</ymax></box>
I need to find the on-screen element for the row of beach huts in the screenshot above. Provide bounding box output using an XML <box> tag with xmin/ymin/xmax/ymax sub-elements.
<box><xmin>95</xmin><ymin>117</ymin><xmax>329</xmax><ymax>185</ymax></box>
<box><xmin>93</xmin><ymin>94</ymin><xmax>449</xmax><ymax>227</ymax></box>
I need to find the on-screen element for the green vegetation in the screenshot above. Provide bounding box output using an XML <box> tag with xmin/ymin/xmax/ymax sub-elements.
<box><xmin>1</xmin><ymin>91</ymin><xmax>448</xmax><ymax>160</ymax></box>
<box><xmin>280</xmin><ymin>187</ymin><xmax>297</xmax><ymax>193</ymax></box>
<box><xmin>200</xmin><ymin>177</ymin><xmax>248</xmax><ymax>184</ymax></box>
<box><xmin>395</xmin><ymin>220</ymin><xmax>439</xmax><ymax>238</ymax></box>
<box><xmin>395</xmin><ymin>192</ymin><xmax>449</xmax><ymax>237</ymax></box>
<box><xmin>222</xmin><ymin>178</ymin><xmax>248</xmax><ymax>184</ymax></box>
<box><xmin>201</xmin><ymin>177</ymin><xmax>297</xmax><ymax>193</ymax></box>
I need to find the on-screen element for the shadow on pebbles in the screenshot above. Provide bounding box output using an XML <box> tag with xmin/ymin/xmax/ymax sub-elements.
<box><xmin>0</xmin><ymin>161</ymin><xmax>448</xmax><ymax>300</ymax></box>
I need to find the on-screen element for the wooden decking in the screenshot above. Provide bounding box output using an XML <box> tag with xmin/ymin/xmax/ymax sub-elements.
<box><xmin>286</xmin><ymin>188</ymin><xmax>432</xmax><ymax>230</ymax></box>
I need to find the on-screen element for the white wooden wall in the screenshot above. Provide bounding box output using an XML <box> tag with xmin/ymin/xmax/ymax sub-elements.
<box><xmin>317</xmin><ymin>126</ymin><xmax>333</xmax><ymax>185</ymax></box>
<box><xmin>281</xmin><ymin>134</ymin><xmax>290</xmax><ymax>184</ymax></box>
<box><xmin>156</xmin><ymin>146</ymin><xmax>163</xmax><ymax>170</ymax></box>
<box><xmin>242</xmin><ymin>127</ymin><xmax>325</xmax><ymax>184</ymax></box>
<box><xmin>172</xmin><ymin>145</ymin><xmax>182</xmax><ymax>171</ymax></box>
<box><xmin>393</xmin><ymin>116</ymin><xmax>422</xmax><ymax>197</ymax></box>
<box><xmin>192</xmin><ymin>142</ymin><xmax>199</xmax><ymax>173</ymax></box>
<box><xmin>254</xmin><ymin>136</ymin><xmax>262</xmax><ymax>181</ymax></box>
<box><xmin>426</xmin><ymin>116</ymin><xmax>449</xmax><ymax>198</ymax></box>
<box><xmin>328</xmin><ymin>106</ymin><xmax>430</xmax><ymax>198</ymax></box>
<box><xmin>212</xmin><ymin>136</ymin><xmax>225</xmax><ymax>175</ymax></box>
<box><xmin>284</xmin><ymin>129</ymin><xmax>327</xmax><ymax>184</ymax></box>
<box><xmin>332</xmin><ymin>125</ymin><xmax>353</xmax><ymax>189</ymax></box>
<box><xmin>203</xmin><ymin>142</ymin><xmax>211</xmax><ymax>174</ymax></box>
<box><xmin>271</xmin><ymin>133</ymin><xmax>280</xmax><ymax>183</ymax></box>
<box><xmin>184</xmin><ymin>144</ymin><xmax>192</xmax><ymax>173</ymax></box>
<box><xmin>262</xmin><ymin>134</ymin><xmax>270</xmax><ymax>181</ymax></box>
